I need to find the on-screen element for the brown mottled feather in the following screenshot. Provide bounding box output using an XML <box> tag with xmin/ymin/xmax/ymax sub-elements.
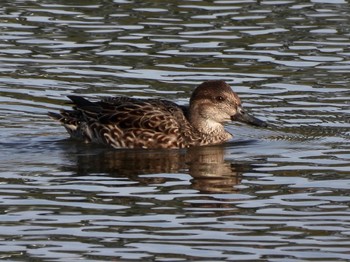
<box><xmin>49</xmin><ymin>96</ymin><xmax>199</xmax><ymax>148</ymax></box>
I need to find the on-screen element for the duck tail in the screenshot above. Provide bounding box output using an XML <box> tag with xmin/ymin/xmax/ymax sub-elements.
<box><xmin>67</xmin><ymin>95</ymin><xmax>98</xmax><ymax>109</ymax></box>
<box><xmin>48</xmin><ymin>110</ymin><xmax>86</xmax><ymax>139</ymax></box>
<box><xmin>48</xmin><ymin>111</ymin><xmax>63</xmax><ymax>121</ymax></box>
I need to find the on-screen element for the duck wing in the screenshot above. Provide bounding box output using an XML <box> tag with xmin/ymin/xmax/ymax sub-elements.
<box><xmin>50</xmin><ymin>96</ymin><xmax>194</xmax><ymax>149</ymax></box>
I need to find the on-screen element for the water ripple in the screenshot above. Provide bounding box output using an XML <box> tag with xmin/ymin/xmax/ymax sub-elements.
<box><xmin>1</xmin><ymin>0</ymin><xmax>350</xmax><ymax>261</ymax></box>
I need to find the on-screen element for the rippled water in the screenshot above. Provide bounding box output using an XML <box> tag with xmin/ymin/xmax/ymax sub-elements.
<box><xmin>1</xmin><ymin>0</ymin><xmax>350</xmax><ymax>261</ymax></box>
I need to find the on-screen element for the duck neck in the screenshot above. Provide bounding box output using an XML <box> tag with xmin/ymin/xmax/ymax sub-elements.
<box><xmin>189</xmin><ymin>111</ymin><xmax>232</xmax><ymax>143</ymax></box>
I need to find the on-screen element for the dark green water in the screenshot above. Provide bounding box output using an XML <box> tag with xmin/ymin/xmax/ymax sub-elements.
<box><xmin>1</xmin><ymin>0</ymin><xmax>350</xmax><ymax>261</ymax></box>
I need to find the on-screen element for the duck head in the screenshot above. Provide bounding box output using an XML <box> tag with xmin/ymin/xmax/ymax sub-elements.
<box><xmin>189</xmin><ymin>80</ymin><xmax>267</xmax><ymax>133</ymax></box>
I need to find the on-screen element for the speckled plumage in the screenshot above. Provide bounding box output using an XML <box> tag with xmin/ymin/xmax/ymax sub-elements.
<box><xmin>49</xmin><ymin>80</ymin><xmax>266</xmax><ymax>149</ymax></box>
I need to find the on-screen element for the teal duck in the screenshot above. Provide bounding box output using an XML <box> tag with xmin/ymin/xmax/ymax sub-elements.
<box><xmin>48</xmin><ymin>80</ymin><xmax>267</xmax><ymax>149</ymax></box>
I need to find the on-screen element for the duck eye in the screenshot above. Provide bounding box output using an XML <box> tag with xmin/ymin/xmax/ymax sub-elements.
<box><xmin>215</xmin><ymin>96</ymin><xmax>225</xmax><ymax>102</ymax></box>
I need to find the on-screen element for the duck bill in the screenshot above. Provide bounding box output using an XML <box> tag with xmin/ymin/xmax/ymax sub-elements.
<box><xmin>231</xmin><ymin>107</ymin><xmax>267</xmax><ymax>127</ymax></box>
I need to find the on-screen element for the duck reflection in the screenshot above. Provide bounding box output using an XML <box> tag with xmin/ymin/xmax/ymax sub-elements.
<box><xmin>68</xmin><ymin>143</ymin><xmax>256</xmax><ymax>193</ymax></box>
<box><xmin>186</xmin><ymin>146</ymin><xmax>247</xmax><ymax>193</ymax></box>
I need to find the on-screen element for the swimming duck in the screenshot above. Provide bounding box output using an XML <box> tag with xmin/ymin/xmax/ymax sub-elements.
<box><xmin>48</xmin><ymin>80</ymin><xmax>267</xmax><ymax>149</ymax></box>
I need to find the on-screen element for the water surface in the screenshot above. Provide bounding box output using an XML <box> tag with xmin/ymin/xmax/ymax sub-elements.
<box><xmin>1</xmin><ymin>0</ymin><xmax>350</xmax><ymax>261</ymax></box>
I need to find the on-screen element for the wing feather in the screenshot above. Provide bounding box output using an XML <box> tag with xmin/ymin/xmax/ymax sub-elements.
<box><xmin>52</xmin><ymin>96</ymin><xmax>194</xmax><ymax>148</ymax></box>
